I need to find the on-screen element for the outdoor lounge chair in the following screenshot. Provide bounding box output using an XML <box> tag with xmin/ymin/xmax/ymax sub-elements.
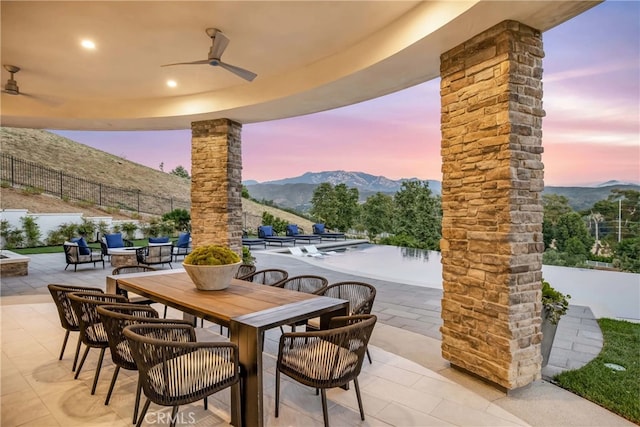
<box><xmin>285</xmin><ymin>224</ymin><xmax>322</xmax><ymax>244</ymax></box>
<box><xmin>100</xmin><ymin>232</ymin><xmax>134</xmax><ymax>258</ymax></box>
<box><xmin>312</xmin><ymin>223</ymin><xmax>346</xmax><ymax>240</ymax></box>
<box><xmin>172</xmin><ymin>232</ymin><xmax>192</xmax><ymax>261</ymax></box>
<box><xmin>63</xmin><ymin>240</ymin><xmax>105</xmax><ymax>271</ymax></box>
<box><xmin>257</xmin><ymin>225</ymin><xmax>296</xmax><ymax>246</ymax></box>
<box><xmin>242</xmin><ymin>237</ymin><xmax>267</xmax><ymax>249</ymax></box>
<box><xmin>136</xmin><ymin>244</ymin><xmax>173</xmax><ymax>269</ymax></box>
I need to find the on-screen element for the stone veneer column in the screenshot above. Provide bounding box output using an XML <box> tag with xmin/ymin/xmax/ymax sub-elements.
<box><xmin>191</xmin><ymin>119</ymin><xmax>243</xmax><ymax>254</ymax></box>
<box><xmin>439</xmin><ymin>21</ymin><xmax>545</xmax><ymax>390</ymax></box>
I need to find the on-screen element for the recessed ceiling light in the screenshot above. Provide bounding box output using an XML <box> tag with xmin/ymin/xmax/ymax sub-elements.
<box><xmin>167</xmin><ymin>80</ymin><xmax>177</xmax><ymax>88</ymax></box>
<box><xmin>81</xmin><ymin>39</ymin><xmax>96</xmax><ymax>50</ymax></box>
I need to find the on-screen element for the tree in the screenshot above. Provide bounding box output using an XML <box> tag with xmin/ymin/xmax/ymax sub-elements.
<box><xmin>392</xmin><ymin>181</ymin><xmax>441</xmax><ymax>250</ymax></box>
<box><xmin>542</xmin><ymin>194</ymin><xmax>573</xmax><ymax>225</ymax></box>
<box><xmin>332</xmin><ymin>184</ymin><xmax>360</xmax><ymax>231</ymax></box>
<box><xmin>553</xmin><ymin>212</ymin><xmax>594</xmax><ymax>254</ymax></box>
<box><xmin>614</xmin><ymin>237</ymin><xmax>640</xmax><ymax>273</ymax></box>
<box><xmin>170</xmin><ymin>165</ymin><xmax>190</xmax><ymax>179</ymax></box>
<box><xmin>159</xmin><ymin>162</ymin><xmax>164</xmax><ymax>172</ymax></box>
<box><xmin>242</xmin><ymin>185</ymin><xmax>250</xmax><ymax>199</ymax></box>
<box><xmin>361</xmin><ymin>192</ymin><xmax>394</xmax><ymax>240</ymax></box>
<box><xmin>310</xmin><ymin>183</ymin><xmax>337</xmax><ymax>227</ymax></box>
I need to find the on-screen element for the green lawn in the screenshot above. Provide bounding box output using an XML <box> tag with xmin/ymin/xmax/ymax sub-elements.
<box><xmin>10</xmin><ymin>239</ymin><xmax>151</xmax><ymax>255</ymax></box>
<box><xmin>553</xmin><ymin>318</ymin><xmax>640</xmax><ymax>424</ymax></box>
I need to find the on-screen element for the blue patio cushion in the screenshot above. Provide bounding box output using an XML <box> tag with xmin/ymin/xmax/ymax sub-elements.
<box><xmin>313</xmin><ymin>223</ymin><xmax>325</xmax><ymax>234</ymax></box>
<box><xmin>176</xmin><ymin>232</ymin><xmax>190</xmax><ymax>248</ymax></box>
<box><xmin>105</xmin><ymin>233</ymin><xmax>125</xmax><ymax>248</ymax></box>
<box><xmin>71</xmin><ymin>237</ymin><xmax>91</xmax><ymax>255</ymax></box>
<box><xmin>149</xmin><ymin>236</ymin><xmax>170</xmax><ymax>244</ymax></box>
<box><xmin>286</xmin><ymin>224</ymin><xmax>299</xmax><ymax>236</ymax></box>
<box><xmin>258</xmin><ymin>225</ymin><xmax>274</xmax><ymax>238</ymax></box>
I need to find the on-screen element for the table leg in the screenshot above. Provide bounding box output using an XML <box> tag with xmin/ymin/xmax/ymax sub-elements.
<box><xmin>230</xmin><ymin>321</ymin><xmax>263</xmax><ymax>427</ymax></box>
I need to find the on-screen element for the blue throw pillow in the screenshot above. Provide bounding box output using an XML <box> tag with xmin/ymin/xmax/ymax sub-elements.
<box><xmin>105</xmin><ymin>233</ymin><xmax>124</xmax><ymax>248</ymax></box>
<box><xmin>259</xmin><ymin>225</ymin><xmax>273</xmax><ymax>237</ymax></box>
<box><xmin>314</xmin><ymin>223</ymin><xmax>325</xmax><ymax>234</ymax></box>
<box><xmin>286</xmin><ymin>224</ymin><xmax>298</xmax><ymax>236</ymax></box>
<box><xmin>176</xmin><ymin>232</ymin><xmax>190</xmax><ymax>248</ymax></box>
<box><xmin>71</xmin><ymin>237</ymin><xmax>91</xmax><ymax>255</ymax></box>
<box><xmin>149</xmin><ymin>236</ymin><xmax>170</xmax><ymax>244</ymax></box>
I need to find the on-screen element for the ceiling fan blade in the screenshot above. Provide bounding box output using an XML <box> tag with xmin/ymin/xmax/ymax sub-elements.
<box><xmin>218</xmin><ymin>61</ymin><xmax>257</xmax><ymax>82</ymax></box>
<box><xmin>210</xmin><ymin>30</ymin><xmax>230</xmax><ymax>59</ymax></box>
<box><xmin>161</xmin><ymin>59</ymin><xmax>210</xmax><ymax>67</ymax></box>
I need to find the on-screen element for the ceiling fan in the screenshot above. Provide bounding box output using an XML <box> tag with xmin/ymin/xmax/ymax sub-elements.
<box><xmin>161</xmin><ymin>28</ymin><xmax>257</xmax><ymax>82</ymax></box>
<box><xmin>3</xmin><ymin>65</ymin><xmax>21</xmax><ymax>95</ymax></box>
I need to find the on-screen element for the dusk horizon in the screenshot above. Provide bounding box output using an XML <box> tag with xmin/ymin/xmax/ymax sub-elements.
<box><xmin>49</xmin><ymin>1</ymin><xmax>639</xmax><ymax>188</ymax></box>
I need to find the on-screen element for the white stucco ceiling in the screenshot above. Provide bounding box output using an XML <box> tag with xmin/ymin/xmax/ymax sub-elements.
<box><xmin>0</xmin><ymin>1</ymin><xmax>601</xmax><ymax>130</ymax></box>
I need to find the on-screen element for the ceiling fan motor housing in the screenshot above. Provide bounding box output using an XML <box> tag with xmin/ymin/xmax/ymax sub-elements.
<box><xmin>4</xmin><ymin>78</ymin><xmax>19</xmax><ymax>95</ymax></box>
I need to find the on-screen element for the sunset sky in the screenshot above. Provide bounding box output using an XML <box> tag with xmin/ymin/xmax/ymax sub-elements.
<box><xmin>52</xmin><ymin>1</ymin><xmax>639</xmax><ymax>187</ymax></box>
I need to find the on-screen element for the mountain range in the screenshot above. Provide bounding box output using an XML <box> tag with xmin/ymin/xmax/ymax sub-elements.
<box><xmin>244</xmin><ymin>171</ymin><xmax>639</xmax><ymax>212</ymax></box>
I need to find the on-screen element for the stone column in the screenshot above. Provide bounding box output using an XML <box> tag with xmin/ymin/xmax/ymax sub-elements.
<box><xmin>191</xmin><ymin>119</ymin><xmax>243</xmax><ymax>254</ymax></box>
<box><xmin>439</xmin><ymin>21</ymin><xmax>545</xmax><ymax>390</ymax></box>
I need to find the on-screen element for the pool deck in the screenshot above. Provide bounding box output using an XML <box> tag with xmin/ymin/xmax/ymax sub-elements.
<box><xmin>0</xmin><ymin>248</ymin><xmax>635</xmax><ymax>427</ymax></box>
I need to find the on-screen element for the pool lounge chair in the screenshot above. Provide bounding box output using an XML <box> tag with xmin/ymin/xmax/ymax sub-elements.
<box><xmin>258</xmin><ymin>225</ymin><xmax>296</xmax><ymax>246</ymax></box>
<box><xmin>312</xmin><ymin>223</ymin><xmax>346</xmax><ymax>240</ymax></box>
<box><xmin>242</xmin><ymin>237</ymin><xmax>267</xmax><ymax>249</ymax></box>
<box><xmin>285</xmin><ymin>224</ymin><xmax>322</xmax><ymax>244</ymax></box>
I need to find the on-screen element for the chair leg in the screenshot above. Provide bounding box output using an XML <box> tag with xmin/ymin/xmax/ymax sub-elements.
<box><xmin>105</xmin><ymin>365</ymin><xmax>120</xmax><ymax>405</ymax></box>
<box><xmin>354</xmin><ymin>378</ymin><xmax>365</xmax><ymax>420</ymax></box>
<box><xmin>163</xmin><ymin>305</ymin><xmax>168</xmax><ymax>319</ymax></box>
<box><xmin>72</xmin><ymin>334</ymin><xmax>83</xmax><ymax>372</ymax></box>
<box><xmin>275</xmin><ymin>370</ymin><xmax>280</xmax><ymax>417</ymax></box>
<box><xmin>75</xmin><ymin>345</ymin><xmax>91</xmax><ymax>379</ymax></box>
<box><xmin>58</xmin><ymin>330</ymin><xmax>70</xmax><ymax>360</ymax></box>
<box><xmin>133</xmin><ymin>375</ymin><xmax>142</xmax><ymax>425</ymax></box>
<box><xmin>91</xmin><ymin>347</ymin><xmax>106</xmax><ymax>395</ymax></box>
<box><xmin>136</xmin><ymin>399</ymin><xmax>151</xmax><ymax>427</ymax></box>
<box><xmin>169</xmin><ymin>406</ymin><xmax>179</xmax><ymax>427</ymax></box>
<box><xmin>203</xmin><ymin>396</ymin><xmax>208</xmax><ymax>410</ymax></box>
<box><xmin>320</xmin><ymin>388</ymin><xmax>330</xmax><ymax>427</ymax></box>
<box><xmin>366</xmin><ymin>348</ymin><xmax>372</xmax><ymax>364</ymax></box>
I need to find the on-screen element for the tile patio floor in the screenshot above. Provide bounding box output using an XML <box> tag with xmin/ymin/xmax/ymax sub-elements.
<box><xmin>0</xmin><ymin>248</ymin><xmax>634</xmax><ymax>427</ymax></box>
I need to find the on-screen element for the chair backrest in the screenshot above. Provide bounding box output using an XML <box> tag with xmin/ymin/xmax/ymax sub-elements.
<box><xmin>97</xmin><ymin>304</ymin><xmax>160</xmax><ymax>369</ymax></box>
<box><xmin>312</xmin><ymin>223</ymin><xmax>325</xmax><ymax>234</ymax></box>
<box><xmin>244</xmin><ymin>269</ymin><xmax>288</xmax><ymax>286</ymax></box>
<box><xmin>123</xmin><ymin>323</ymin><xmax>239</xmax><ymax>406</ymax></box>
<box><xmin>323</xmin><ymin>282</ymin><xmax>376</xmax><ymax>315</ymax></box>
<box><xmin>235</xmin><ymin>264</ymin><xmax>256</xmax><ymax>280</ymax></box>
<box><xmin>258</xmin><ymin>225</ymin><xmax>274</xmax><ymax>238</ymax></box>
<box><xmin>48</xmin><ymin>284</ymin><xmax>104</xmax><ymax>331</ymax></box>
<box><xmin>280</xmin><ymin>275</ymin><xmax>328</xmax><ymax>295</ymax></box>
<box><xmin>277</xmin><ymin>314</ymin><xmax>377</xmax><ymax>387</ymax></box>
<box><xmin>112</xmin><ymin>265</ymin><xmax>157</xmax><ymax>275</ymax></box>
<box><xmin>136</xmin><ymin>245</ymin><xmax>173</xmax><ymax>264</ymax></box>
<box><xmin>104</xmin><ymin>233</ymin><xmax>126</xmax><ymax>249</ymax></box>
<box><xmin>63</xmin><ymin>243</ymin><xmax>80</xmax><ymax>263</ymax></box>
<box><xmin>285</xmin><ymin>224</ymin><xmax>299</xmax><ymax>236</ymax></box>
<box><xmin>68</xmin><ymin>291</ymin><xmax>129</xmax><ymax>346</ymax></box>
<box><xmin>175</xmin><ymin>232</ymin><xmax>191</xmax><ymax>248</ymax></box>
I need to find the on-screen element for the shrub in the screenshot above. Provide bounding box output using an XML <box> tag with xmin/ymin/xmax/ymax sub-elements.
<box><xmin>20</xmin><ymin>216</ymin><xmax>41</xmax><ymax>247</ymax></box>
<box><xmin>185</xmin><ymin>245</ymin><xmax>241</xmax><ymax>265</ymax></box>
<box><xmin>1</xmin><ymin>220</ymin><xmax>24</xmax><ymax>249</ymax></box>
<box><xmin>542</xmin><ymin>278</ymin><xmax>571</xmax><ymax>325</ymax></box>
<box><xmin>121</xmin><ymin>222</ymin><xmax>138</xmax><ymax>240</ymax></box>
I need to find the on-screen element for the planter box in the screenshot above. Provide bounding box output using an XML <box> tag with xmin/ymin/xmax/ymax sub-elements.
<box><xmin>0</xmin><ymin>250</ymin><xmax>30</xmax><ymax>277</ymax></box>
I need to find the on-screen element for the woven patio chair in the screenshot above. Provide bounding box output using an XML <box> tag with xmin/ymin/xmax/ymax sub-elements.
<box><xmin>309</xmin><ymin>281</ymin><xmax>377</xmax><ymax>364</ymax></box>
<box><xmin>235</xmin><ymin>263</ymin><xmax>257</xmax><ymax>280</ymax></box>
<box><xmin>97</xmin><ymin>304</ymin><xmax>192</xmax><ymax>424</ymax></box>
<box><xmin>123</xmin><ymin>323</ymin><xmax>241</xmax><ymax>427</ymax></box>
<box><xmin>275</xmin><ymin>314</ymin><xmax>377</xmax><ymax>427</ymax></box>
<box><xmin>242</xmin><ymin>268</ymin><xmax>289</xmax><ymax>287</ymax></box>
<box><xmin>67</xmin><ymin>291</ymin><xmax>129</xmax><ymax>394</ymax></box>
<box><xmin>47</xmin><ymin>284</ymin><xmax>104</xmax><ymax>372</ymax></box>
<box><xmin>277</xmin><ymin>275</ymin><xmax>329</xmax><ymax>333</ymax></box>
<box><xmin>111</xmin><ymin>265</ymin><xmax>167</xmax><ymax>317</ymax></box>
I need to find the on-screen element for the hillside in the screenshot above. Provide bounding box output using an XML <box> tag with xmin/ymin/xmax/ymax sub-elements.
<box><xmin>0</xmin><ymin>127</ymin><xmax>313</xmax><ymax>231</ymax></box>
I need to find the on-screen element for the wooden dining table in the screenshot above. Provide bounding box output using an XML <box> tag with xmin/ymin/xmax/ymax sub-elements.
<box><xmin>106</xmin><ymin>269</ymin><xmax>348</xmax><ymax>427</ymax></box>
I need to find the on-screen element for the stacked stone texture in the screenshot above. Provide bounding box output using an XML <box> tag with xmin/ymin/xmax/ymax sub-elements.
<box><xmin>191</xmin><ymin>119</ymin><xmax>243</xmax><ymax>255</ymax></box>
<box><xmin>439</xmin><ymin>21</ymin><xmax>545</xmax><ymax>390</ymax></box>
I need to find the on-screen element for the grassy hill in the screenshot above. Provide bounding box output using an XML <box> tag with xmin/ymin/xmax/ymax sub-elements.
<box><xmin>0</xmin><ymin>127</ymin><xmax>313</xmax><ymax>232</ymax></box>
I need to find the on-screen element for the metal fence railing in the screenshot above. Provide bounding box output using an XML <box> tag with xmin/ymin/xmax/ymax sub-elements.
<box><xmin>0</xmin><ymin>153</ymin><xmax>190</xmax><ymax>216</ymax></box>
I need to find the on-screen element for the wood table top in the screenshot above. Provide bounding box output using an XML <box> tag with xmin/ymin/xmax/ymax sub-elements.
<box><xmin>115</xmin><ymin>270</ymin><xmax>345</xmax><ymax>328</ymax></box>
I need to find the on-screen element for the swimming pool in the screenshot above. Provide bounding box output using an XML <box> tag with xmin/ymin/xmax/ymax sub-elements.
<box><xmin>287</xmin><ymin>243</ymin><xmax>640</xmax><ymax>322</ymax></box>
